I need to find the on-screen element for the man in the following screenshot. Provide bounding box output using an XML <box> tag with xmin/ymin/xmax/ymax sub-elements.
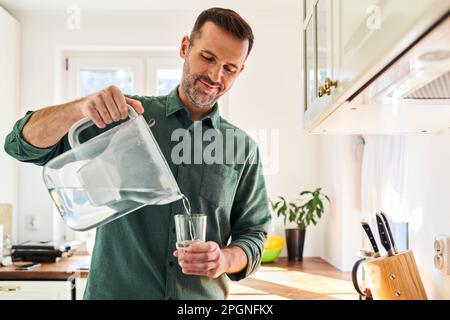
<box><xmin>4</xmin><ymin>8</ymin><xmax>271</xmax><ymax>299</ymax></box>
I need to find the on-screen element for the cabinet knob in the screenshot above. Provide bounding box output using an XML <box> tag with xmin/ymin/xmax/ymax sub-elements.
<box><xmin>318</xmin><ymin>86</ymin><xmax>326</xmax><ymax>97</ymax></box>
<box><xmin>325</xmin><ymin>78</ymin><xmax>339</xmax><ymax>91</ymax></box>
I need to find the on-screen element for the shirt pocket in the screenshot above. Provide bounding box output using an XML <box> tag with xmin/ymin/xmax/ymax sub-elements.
<box><xmin>200</xmin><ymin>164</ymin><xmax>239</xmax><ymax>207</ymax></box>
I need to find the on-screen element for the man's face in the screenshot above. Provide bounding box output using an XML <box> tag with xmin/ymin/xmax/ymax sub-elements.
<box><xmin>179</xmin><ymin>21</ymin><xmax>249</xmax><ymax>108</ymax></box>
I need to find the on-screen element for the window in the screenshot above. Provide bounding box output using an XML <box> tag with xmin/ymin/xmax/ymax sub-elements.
<box><xmin>66</xmin><ymin>57</ymin><xmax>146</xmax><ymax>100</ymax></box>
<box><xmin>79</xmin><ymin>69</ymin><xmax>135</xmax><ymax>97</ymax></box>
<box><xmin>157</xmin><ymin>69</ymin><xmax>182</xmax><ymax>95</ymax></box>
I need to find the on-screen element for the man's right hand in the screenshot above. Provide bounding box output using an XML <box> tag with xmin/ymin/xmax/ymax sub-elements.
<box><xmin>80</xmin><ymin>85</ymin><xmax>144</xmax><ymax>128</ymax></box>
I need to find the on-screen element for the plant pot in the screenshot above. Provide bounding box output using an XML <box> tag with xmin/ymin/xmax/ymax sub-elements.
<box><xmin>285</xmin><ymin>228</ymin><xmax>306</xmax><ymax>261</ymax></box>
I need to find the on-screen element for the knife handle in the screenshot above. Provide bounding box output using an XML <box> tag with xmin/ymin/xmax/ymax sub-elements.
<box><xmin>376</xmin><ymin>214</ymin><xmax>394</xmax><ymax>256</ymax></box>
<box><xmin>379</xmin><ymin>212</ymin><xmax>398</xmax><ymax>254</ymax></box>
<box><xmin>361</xmin><ymin>222</ymin><xmax>380</xmax><ymax>257</ymax></box>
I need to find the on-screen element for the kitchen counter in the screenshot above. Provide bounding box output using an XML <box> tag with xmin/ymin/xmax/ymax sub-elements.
<box><xmin>228</xmin><ymin>257</ymin><xmax>357</xmax><ymax>300</ymax></box>
<box><xmin>0</xmin><ymin>255</ymin><xmax>90</xmax><ymax>280</ymax></box>
<box><xmin>0</xmin><ymin>255</ymin><xmax>356</xmax><ymax>300</ymax></box>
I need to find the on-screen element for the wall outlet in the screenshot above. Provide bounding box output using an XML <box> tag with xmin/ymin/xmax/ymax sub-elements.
<box><xmin>25</xmin><ymin>215</ymin><xmax>39</xmax><ymax>231</ymax></box>
<box><xmin>434</xmin><ymin>235</ymin><xmax>450</xmax><ymax>275</ymax></box>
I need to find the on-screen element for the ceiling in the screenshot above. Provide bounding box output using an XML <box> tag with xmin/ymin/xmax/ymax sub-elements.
<box><xmin>0</xmin><ymin>0</ymin><xmax>300</xmax><ymax>12</ymax></box>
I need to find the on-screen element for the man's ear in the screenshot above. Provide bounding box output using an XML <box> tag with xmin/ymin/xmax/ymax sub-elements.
<box><xmin>179</xmin><ymin>36</ymin><xmax>190</xmax><ymax>58</ymax></box>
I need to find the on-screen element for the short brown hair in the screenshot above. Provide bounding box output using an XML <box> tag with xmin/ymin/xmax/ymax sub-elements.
<box><xmin>190</xmin><ymin>7</ymin><xmax>254</xmax><ymax>58</ymax></box>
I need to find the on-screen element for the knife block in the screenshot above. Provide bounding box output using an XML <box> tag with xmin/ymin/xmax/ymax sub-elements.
<box><xmin>363</xmin><ymin>250</ymin><xmax>427</xmax><ymax>300</ymax></box>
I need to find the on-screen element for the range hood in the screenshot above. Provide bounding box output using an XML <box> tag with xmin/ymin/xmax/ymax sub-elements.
<box><xmin>314</xmin><ymin>11</ymin><xmax>450</xmax><ymax>134</ymax></box>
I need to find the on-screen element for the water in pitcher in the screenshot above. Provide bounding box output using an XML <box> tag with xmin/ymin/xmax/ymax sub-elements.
<box><xmin>49</xmin><ymin>187</ymin><xmax>180</xmax><ymax>231</ymax></box>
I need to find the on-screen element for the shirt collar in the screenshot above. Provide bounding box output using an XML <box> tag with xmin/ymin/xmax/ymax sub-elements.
<box><xmin>165</xmin><ymin>86</ymin><xmax>221</xmax><ymax>129</ymax></box>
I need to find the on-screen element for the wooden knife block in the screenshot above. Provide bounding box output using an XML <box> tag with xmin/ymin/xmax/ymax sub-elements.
<box><xmin>363</xmin><ymin>250</ymin><xmax>427</xmax><ymax>300</ymax></box>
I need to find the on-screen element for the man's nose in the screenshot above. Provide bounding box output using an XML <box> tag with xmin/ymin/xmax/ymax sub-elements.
<box><xmin>208</xmin><ymin>64</ymin><xmax>224</xmax><ymax>84</ymax></box>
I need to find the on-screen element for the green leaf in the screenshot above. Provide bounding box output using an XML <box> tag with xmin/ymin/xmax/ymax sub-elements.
<box><xmin>272</xmin><ymin>190</ymin><xmax>330</xmax><ymax>228</ymax></box>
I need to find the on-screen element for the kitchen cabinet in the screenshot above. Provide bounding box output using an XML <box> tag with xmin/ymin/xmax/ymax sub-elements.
<box><xmin>334</xmin><ymin>0</ymin><xmax>443</xmax><ymax>100</ymax></box>
<box><xmin>0</xmin><ymin>280</ymin><xmax>73</xmax><ymax>300</ymax></box>
<box><xmin>0</xmin><ymin>255</ymin><xmax>90</xmax><ymax>300</ymax></box>
<box><xmin>302</xmin><ymin>0</ymin><xmax>449</xmax><ymax>133</ymax></box>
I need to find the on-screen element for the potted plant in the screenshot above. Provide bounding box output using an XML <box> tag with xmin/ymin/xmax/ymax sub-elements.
<box><xmin>270</xmin><ymin>188</ymin><xmax>330</xmax><ymax>261</ymax></box>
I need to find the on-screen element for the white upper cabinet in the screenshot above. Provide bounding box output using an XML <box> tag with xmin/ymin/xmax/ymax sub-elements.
<box><xmin>303</xmin><ymin>0</ymin><xmax>450</xmax><ymax>133</ymax></box>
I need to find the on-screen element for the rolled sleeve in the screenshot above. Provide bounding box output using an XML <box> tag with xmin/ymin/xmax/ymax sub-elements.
<box><xmin>227</xmin><ymin>148</ymin><xmax>272</xmax><ymax>281</ymax></box>
<box><xmin>4</xmin><ymin>111</ymin><xmax>70</xmax><ymax>166</ymax></box>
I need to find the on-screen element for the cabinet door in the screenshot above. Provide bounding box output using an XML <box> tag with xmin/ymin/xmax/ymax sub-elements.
<box><xmin>334</xmin><ymin>0</ymin><xmax>442</xmax><ymax>96</ymax></box>
<box><xmin>304</xmin><ymin>0</ymin><xmax>315</xmax><ymax>19</ymax></box>
<box><xmin>303</xmin><ymin>0</ymin><xmax>335</xmax><ymax>127</ymax></box>
<box><xmin>0</xmin><ymin>281</ymin><xmax>73</xmax><ymax>300</ymax></box>
<box><xmin>75</xmin><ymin>278</ymin><xmax>87</xmax><ymax>300</ymax></box>
<box><xmin>303</xmin><ymin>12</ymin><xmax>315</xmax><ymax>113</ymax></box>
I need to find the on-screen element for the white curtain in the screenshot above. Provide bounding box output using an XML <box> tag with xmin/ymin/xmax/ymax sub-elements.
<box><xmin>360</xmin><ymin>135</ymin><xmax>409</xmax><ymax>222</ymax></box>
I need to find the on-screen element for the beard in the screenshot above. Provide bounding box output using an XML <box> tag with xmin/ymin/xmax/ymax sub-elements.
<box><xmin>181</xmin><ymin>59</ymin><xmax>224</xmax><ymax>108</ymax></box>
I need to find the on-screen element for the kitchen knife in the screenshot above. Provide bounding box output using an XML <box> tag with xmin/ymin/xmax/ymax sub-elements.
<box><xmin>376</xmin><ymin>213</ymin><xmax>395</xmax><ymax>256</ymax></box>
<box><xmin>379</xmin><ymin>211</ymin><xmax>398</xmax><ymax>254</ymax></box>
<box><xmin>361</xmin><ymin>221</ymin><xmax>380</xmax><ymax>258</ymax></box>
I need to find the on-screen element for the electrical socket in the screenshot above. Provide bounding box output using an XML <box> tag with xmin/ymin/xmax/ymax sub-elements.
<box><xmin>434</xmin><ymin>235</ymin><xmax>450</xmax><ymax>275</ymax></box>
<box><xmin>25</xmin><ymin>215</ymin><xmax>39</xmax><ymax>231</ymax></box>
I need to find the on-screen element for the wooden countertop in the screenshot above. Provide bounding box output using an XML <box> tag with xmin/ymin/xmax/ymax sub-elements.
<box><xmin>228</xmin><ymin>257</ymin><xmax>358</xmax><ymax>300</ymax></box>
<box><xmin>0</xmin><ymin>255</ymin><xmax>91</xmax><ymax>280</ymax></box>
<box><xmin>0</xmin><ymin>255</ymin><xmax>357</xmax><ymax>300</ymax></box>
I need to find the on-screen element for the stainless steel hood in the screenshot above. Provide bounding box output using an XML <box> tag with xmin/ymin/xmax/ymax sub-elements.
<box><xmin>353</xmin><ymin>13</ymin><xmax>450</xmax><ymax>104</ymax></box>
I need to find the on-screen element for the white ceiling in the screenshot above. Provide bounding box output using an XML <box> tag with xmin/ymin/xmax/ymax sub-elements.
<box><xmin>0</xmin><ymin>0</ymin><xmax>299</xmax><ymax>12</ymax></box>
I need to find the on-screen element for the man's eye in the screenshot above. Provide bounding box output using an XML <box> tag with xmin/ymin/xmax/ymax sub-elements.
<box><xmin>201</xmin><ymin>55</ymin><xmax>214</xmax><ymax>62</ymax></box>
<box><xmin>224</xmin><ymin>66</ymin><xmax>237</xmax><ymax>74</ymax></box>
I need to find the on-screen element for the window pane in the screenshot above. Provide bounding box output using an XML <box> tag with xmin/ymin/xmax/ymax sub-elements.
<box><xmin>391</xmin><ymin>221</ymin><xmax>409</xmax><ymax>251</ymax></box>
<box><xmin>305</xmin><ymin>17</ymin><xmax>315</xmax><ymax>109</ymax></box>
<box><xmin>316</xmin><ymin>0</ymin><xmax>328</xmax><ymax>93</ymax></box>
<box><xmin>79</xmin><ymin>69</ymin><xmax>134</xmax><ymax>97</ymax></box>
<box><xmin>157</xmin><ymin>69</ymin><xmax>181</xmax><ymax>95</ymax></box>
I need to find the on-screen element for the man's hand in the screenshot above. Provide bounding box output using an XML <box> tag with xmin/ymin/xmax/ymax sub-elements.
<box><xmin>173</xmin><ymin>241</ymin><xmax>248</xmax><ymax>278</ymax></box>
<box><xmin>173</xmin><ymin>241</ymin><xmax>227</xmax><ymax>278</ymax></box>
<box><xmin>80</xmin><ymin>85</ymin><xmax>144</xmax><ymax>128</ymax></box>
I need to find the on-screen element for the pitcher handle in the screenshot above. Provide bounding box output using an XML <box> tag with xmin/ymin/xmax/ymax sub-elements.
<box><xmin>68</xmin><ymin>105</ymin><xmax>138</xmax><ymax>149</ymax></box>
<box><xmin>352</xmin><ymin>258</ymin><xmax>367</xmax><ymax>297</ymax></box>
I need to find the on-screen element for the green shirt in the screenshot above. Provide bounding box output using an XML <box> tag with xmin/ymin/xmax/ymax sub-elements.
<box><xmin>3</xmin><ymin>86</ymin><xmax>272</xmax><ymax>300</ymax></box>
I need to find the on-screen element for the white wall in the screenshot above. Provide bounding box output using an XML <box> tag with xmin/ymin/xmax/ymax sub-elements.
<box><xmin>401</xmin><ymin>133</ymin><xmax>450</xmax><ymax>299</ymax></box>
<box><xmin>0</xmin><ymin>6</ymin><xmax>20</xmax><ymax>244</ymax></box>
<box><xmin>319</xmin><ymin>135</ymin><xmax>363</xmax><ymax>271</ymax></box>
<box><xmin>11</xmin><ymin>7</ymin><xmax>321</xmax><ymax>256</ymax></box>
<box><xmin>319</xmin><ymin>132</ymin><xmax>450</xmax><ymax>299</ymax></box>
